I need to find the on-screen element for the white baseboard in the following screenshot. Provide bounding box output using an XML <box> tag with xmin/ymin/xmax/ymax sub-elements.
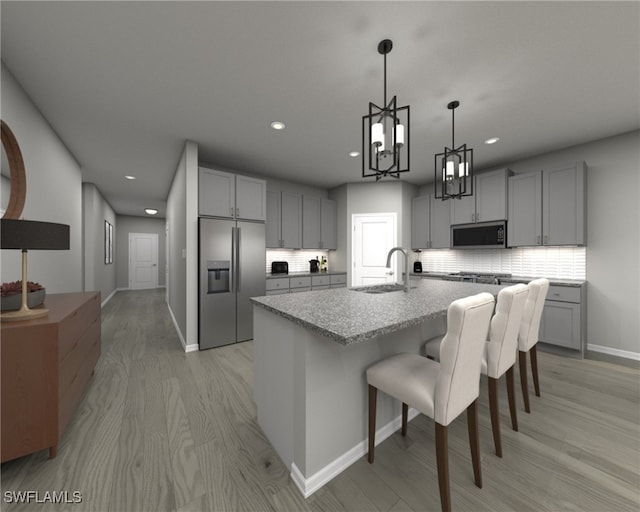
<box><xmin>185</xmin><ymin>343</ymin><xmax>199</xmax><ymax>353</ymax></box>
<box><xmin>290</xmin><ymin>407</ymin><xmax>420</xmax><ymax>498</ymax></box>
<box><xmin>101</xmin><ymin>288</ymin><xmax>118</xmax><ymax>308</ymax></box>
<box><xmin>166</xmin><ymin>301</ymin><xmax>189</xmax><ymax>352</ymax></box>
<box><xmin>587</xmin><ymin>344</ymin><xmax>640</xmax><ymax>361</ymax></box>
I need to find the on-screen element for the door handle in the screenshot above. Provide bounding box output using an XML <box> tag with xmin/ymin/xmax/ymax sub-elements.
<box><xmin>385</xmin><ymin>271</ymin><xmax>394</xmax><ymax>276</ymax></box>
<box><xmin>230</xmin><ymin>227</ymin><xmax>236</xmax><ymax>292</ymax></box>
<box><xmin>235</xmin><ymin>227</ymin><xmax>241</xmax><ymax>292</ymax></box>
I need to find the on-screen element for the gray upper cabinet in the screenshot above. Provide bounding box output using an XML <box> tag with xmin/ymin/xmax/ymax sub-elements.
<box><xmin>266</xmin><ymin>189</ymin><xmax>302</xmax><ymax>248</ymax></box>
<box><xmin>302</xmin><ymin>196</ymin><xmax>337</xmax><ymax>250</ymax></box>
<box><xmin>507</xmin><ymin>172</ymin><xmax>542</xmax><ymax>246</ymax></box>
<box><xmin>199</xmin><ymin>167</ymin><xmax>266</xmax><ymax>221</ymax></box>
<box><xmin>266</xmin><ymin>189</ymin><xmax>282</xmax><ymax>248</ymax></box>
<box><xmin>543</xmin><ymin>162</ymin><xmax>586</xmax><ymax>246</ymax></box>
<box><xmin>508</xmin><ymin>161</ymin><xmax>585</xmax><ymax>247</ymax></box>
<box><xmin>411</xmin><ymin>195</ymin><xmax>430</xmax><ymax>249</ymax></box>
<box><xmin>450</xmin><ymin>168</ymin><xmax>511</xmax><ymax>225</ymax></box>
<box><xmin>236</xmin><ymin>174</ymin><xmax>267</xmax><ymax>221</ymax></box>
<box><xmin>411</xmin><ymin>194</ymin><xmax>451</xmax><ymax>249</ymax></box>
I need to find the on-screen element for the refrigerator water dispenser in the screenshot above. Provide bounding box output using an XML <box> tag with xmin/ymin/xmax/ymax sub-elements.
<box><xmin>207</xmin><ymin>260</ymin><xmax>230</xmax><ymax>294</ymax></box>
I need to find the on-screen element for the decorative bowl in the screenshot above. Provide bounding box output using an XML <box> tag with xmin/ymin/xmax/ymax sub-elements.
<box><xmin>1</xmin><ymin>289</ymin><xmax>46</xmax><ymax>311</ymax></box>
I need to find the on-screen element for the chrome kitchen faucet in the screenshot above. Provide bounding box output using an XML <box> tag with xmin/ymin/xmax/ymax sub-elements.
<box><xmin>385</xmin><ymin>247</ymin><xmax>410</xmax><ymax>292</ymax></box>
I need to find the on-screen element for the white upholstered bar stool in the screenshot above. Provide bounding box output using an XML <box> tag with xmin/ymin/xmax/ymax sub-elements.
<box><xmin>425</xmin><ymin>284</ymin><xmax>529</xmax><ymax>457</ymax></box>
<box><xmin>366</xmin><ymin>293</ymin><xmax>495</xmax><ymax>512</ymax></box>
<box><xmin>518</xmin><ymin>278</ymin><xmax>550</xmax><ymax>413</ymax></box>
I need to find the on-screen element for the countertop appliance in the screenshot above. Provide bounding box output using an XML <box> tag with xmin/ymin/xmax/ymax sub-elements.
<box><xmin>199</xmin><ymin>217</ymin><xmax>265</xmax><ymax>350</ymax></box>
<box><xmin>451</xmin><ymin>220</ymin><xmax>507</xmax><ymax>249</ymax></box>
<box><xmin>271</xmin><ymin>261</ymin><xmax>288</xmax><ymax>274</ymax></box>
<box><xmin>442</xmin><ymin>271</ymin><xmax>512</xmax><ymax>284</ymax></box>
<box><xmin>309</xmin><ymin>259</ymin><xmax>320</xmax><ymax>273</ymax></box>
<box><xmin>413</xmin><ymin>261</ymin><xmax>423</xmax><ymax>273</ymax></box>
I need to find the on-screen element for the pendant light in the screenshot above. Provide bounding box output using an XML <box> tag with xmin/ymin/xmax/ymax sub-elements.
<box><xmin>434</xmin><ymin>100</ymin><xmax>474</xmax><ymax>200</ymax></box>
<box><xmin>362</xmin><ymin>39</ymin><xmax>410</xmax><ymax>180</ymax></box>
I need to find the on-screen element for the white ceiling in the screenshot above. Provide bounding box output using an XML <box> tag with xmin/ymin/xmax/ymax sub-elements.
<box><xmin>2</xmin><ymin>1</ymin><xmax>638</xmax><ymax>218</ymax></box>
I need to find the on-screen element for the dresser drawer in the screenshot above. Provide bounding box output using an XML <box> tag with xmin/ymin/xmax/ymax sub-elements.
<box><xmin>59</xmin><ymin>317</ymin><xmax>100</xmax><ymax>399</ymax></box>
<box><xmin>58</xmin><ymin>293</ymin><xmax>100</xmax><ymax>363</ymax></box>
<box><xmin>58</xmin><ymin>338</ymin><xmax>100</xmax><ymax>435</ymax></box>
<box><xmin>266</xmin><ymin>278</ymin><xmax>289</xmax><ymax>292</ymax></box>
<box><xmin>547</xmin><ymin>285</ymin><xmax>581</xmax><ymax>303</ymax></box>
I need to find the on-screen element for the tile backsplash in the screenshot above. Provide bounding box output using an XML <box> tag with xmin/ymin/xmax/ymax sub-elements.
<box><xmin>266</xmin><ymin>249</ymin><xmax>330</xmax><ymax>273</ymax></box>
<box><xmin>416</xmin><ymin>246</ymin><xmax>586</xmax><ymax>279</ymax></box>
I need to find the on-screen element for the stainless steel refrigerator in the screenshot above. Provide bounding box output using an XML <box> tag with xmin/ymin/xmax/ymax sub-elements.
<box><xmin>199</xmin><ymin>217</ymin><xmax>265</xmax><ymax>350</ymax></box>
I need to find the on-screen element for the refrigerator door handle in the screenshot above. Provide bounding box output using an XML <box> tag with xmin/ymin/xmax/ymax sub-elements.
<box><xmin>230</xmin><ymin>226</ymin><xmax>236</xmax><ymax>293</ymax></box>
<box><xmin>235</xmin><ymin>226</ymin><xmax>241</xmax><ymax>292</ymax></box>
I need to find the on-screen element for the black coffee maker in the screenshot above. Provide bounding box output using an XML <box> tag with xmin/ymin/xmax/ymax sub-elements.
<box><xmin>309</xmin><ymin>258</ymin><xmax>320</xmax><ymax>273</ymax></box>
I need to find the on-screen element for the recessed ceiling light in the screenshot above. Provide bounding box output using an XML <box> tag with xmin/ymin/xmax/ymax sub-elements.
<box><xmin>125</xmin><ymin>175</ymin><xmax>136</xmax><ymax>180</ymax></box>
<box><xmin>270</xmin><ymin>121</ymin><xmax>286</xmax><ymax>130</ymax></box>
<box><xmin>349</xmin><ymin>151</ymin><xmax>360</xmax><ymax>158</ymax></box>
<box><xmin>145</xmin><ymin>208</ymin><xmax>158</xmax><ymax>215</ymax></box>
<box><xmin>484</xmin><ymin>137</ymin><xmax>500</xmax><ymax>145</ymax></box>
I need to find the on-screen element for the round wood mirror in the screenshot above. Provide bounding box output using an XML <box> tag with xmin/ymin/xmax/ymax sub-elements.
<box><xmin>1</xmin><ymin>120</ymin><xmax>27</xmax><ymax>219</ymax></box>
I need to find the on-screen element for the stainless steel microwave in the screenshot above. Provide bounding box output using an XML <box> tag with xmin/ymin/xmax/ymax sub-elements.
<box><xmin>451</xmin><ymin>221</ymin><xmax>507</xmax><ymax>249</ymax></box>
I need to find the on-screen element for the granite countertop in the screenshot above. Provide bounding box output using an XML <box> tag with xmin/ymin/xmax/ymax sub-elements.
<box><xmin>410</xmin><ymin>272</ymin><xmax>585</xmax><ymax>287</ymax></box>
<box><xmin>251</xmin><ymin>279</ymin><xmax>502</xmax><ymax>346</ymax></box>
<box><xmin>266</xmin><ymin>270</ymin><xmax>347</xmax><ymax>279</ymax></box>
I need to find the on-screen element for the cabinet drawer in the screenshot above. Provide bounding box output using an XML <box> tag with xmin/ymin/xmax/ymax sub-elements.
<box><xmin>266</xmin><ymin>278</ymin><xmax>289</xmax><ymax>291</ymax></box>
<box><xmin>330</xmin><ymin>274</ymin><xmax>347</xmax><ymax>285</ymax></box>
<box><xmin>58</xmin><ymin>339</ymin><xmax>100</xmax><ymax>435</ymax></box>
<box><xmin>311</xmin><ymin>275</ymin><xmax>330</xmax><ymax>287</ymax></box>
<box><xmin>547</xmin><ymin>285</ymin><xmax>580</xmax><ymax>303</ymax></box>
<box><xmin>330</xmin><ymin>283</ymin><xmax>347</xmax><ymax>289</ymax></box>
<box><xmin>312</xmin><ymin>285</ymin><xmax>330</xmax><ymax>291</ymax></box>
<box><xmin>290</xmin><ymin>277</ymin><xmax>311</xmax><ymax>289</ymax></box>
<box><xmin>58</xmin><ymin>293</ymin><xmax>100</xmax><ymax>363</ymax></box>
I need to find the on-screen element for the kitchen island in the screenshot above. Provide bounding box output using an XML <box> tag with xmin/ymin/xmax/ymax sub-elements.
<box><xmin>251</xmin><ymin>279</ymin><xmax>503</xmax><ymax>498</ymax></box>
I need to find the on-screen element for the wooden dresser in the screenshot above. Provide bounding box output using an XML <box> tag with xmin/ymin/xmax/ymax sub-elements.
<box><xmin>1</xmin><ymin>292</ymin><xmax>101</xmax><ymax>463</ymax></box>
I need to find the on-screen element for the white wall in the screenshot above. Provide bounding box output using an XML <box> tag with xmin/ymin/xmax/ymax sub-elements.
<box><xmin>1</xmin><ymin>62</ymin><xmax>83</xmax><ymax>293</ymax></box>
<box><xmin>82</xmin><ymin>183</ymin><xmax>116</xmax><ymax>302</ymax></box>
<box><xmin>115</xmin><ymin>215</ymin><xmax>167</xmax><ymax>289</ymax></box>
<box><xmin>166</xmin><ymin>140</ymin><xmax>198</xmax><ymax>352</ymax></box>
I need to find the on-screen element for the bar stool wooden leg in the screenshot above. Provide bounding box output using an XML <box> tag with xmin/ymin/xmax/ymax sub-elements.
<box><xmin>368</xmin><ymin>385</ymin><xmax>377</xmax><ymax>463</ymax></box>
<box><xmin>506</xmin><ymin>366</ymin><xmax>518</xmax><ymax>431</ymax></box>
<box><xmin>530</xmin><ymin>344</ymin><xmax>541</xmax><ymax>397</ymax></box>
<box><xmin>402</xmin><ymin>403</ymin><xmax>408</xmax><ymax>436</ymax></box>
<box><xmin>435</xmin><ymin>423</ymin><xmax>451</xmax><ymax>512</ymax></box>
<box><xmin>519</xmin><ymin>350</ymin><xmax>531</xmax><ymax>413</ymax></box>
<box><xmin>467</xmin><ymin>400</ymin><xmax>482</xmax><ymax>488</ymax></box>
<box><xmin>488</xmin><ymin>377</ymin><xmax>502</xmax><ymax>457</ymax></box>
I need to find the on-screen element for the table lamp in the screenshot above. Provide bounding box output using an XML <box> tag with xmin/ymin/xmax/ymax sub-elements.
<box><xmin>1</xmin><ymin>219</ymin><xmax>70</xmax><ymax>321</ymax></box>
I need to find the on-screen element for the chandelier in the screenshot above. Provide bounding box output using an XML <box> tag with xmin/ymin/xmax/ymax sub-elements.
<box><xmin>434</xmin><ymin>100</ymin><xmax>474</xmax><ymax>200</ymax></box>
<box><xmin>362</xmin><ymin>39</ymin><xmax>410</xmax><ymax>180</ymax></box>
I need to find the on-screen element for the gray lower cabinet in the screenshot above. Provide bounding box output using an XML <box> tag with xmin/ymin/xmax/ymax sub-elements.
<box><xmin>266</xmin><ymin>273</ymin><xmax>346</xmax><ymax>295</ymax></box>
<box><xmin>266</xmin><ymin>277</ymin><xmax>289</xmax><ymax>295</ymax></box>
<box><xmin>539</xmin><ymin>284</ymin><xmax>585</xmax><ymax>356</ymax></box>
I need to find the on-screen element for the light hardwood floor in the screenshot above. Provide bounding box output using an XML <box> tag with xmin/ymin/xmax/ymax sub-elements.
<box><xmin>2</xmin><ymin>288</ymin><xmax>639</xmax><ymax>511</ymax></box>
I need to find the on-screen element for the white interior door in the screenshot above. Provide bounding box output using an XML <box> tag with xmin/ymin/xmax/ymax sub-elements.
<box><xmin>352</xmin><ymin>213</ymin><xmax>397</xmax><ymax>287</ymax></box>
<box><xmin>129</xmin><ymin>233</ymin><xmax>158</xmax><ymax>289</ymax></box>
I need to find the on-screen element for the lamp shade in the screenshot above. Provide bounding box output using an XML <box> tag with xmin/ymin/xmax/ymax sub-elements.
<box><xmin>1</xmin><ymin>219</ymin><xmax>70</xmax><ymax>250</ymax></box>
